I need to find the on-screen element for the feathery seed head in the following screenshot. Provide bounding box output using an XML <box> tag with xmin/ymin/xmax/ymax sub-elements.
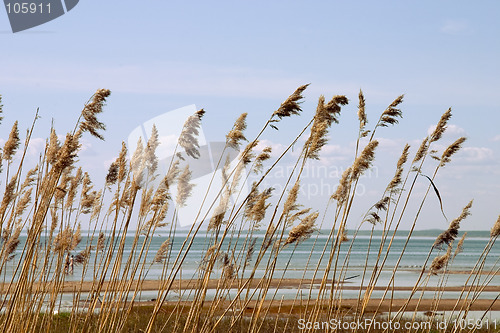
<box><xmin>79</xmin><ymin>88</ymin><xmax>111</xmax><ymax>140</ymax></box>
<box><xmin>331</xmin><ymin>167</ymin><xmax>352</xmax><ymax>204</ymax></box>
<box><xmin>490</xmin><ymin>215</ymin><xmax>500</xmax><ymax>238</ymax></box>
<box><xmin>430</xmin><ymin>108</ymin><xmax>452</xmax><ymax>143</ymax></box>
<box><xmin>351</xmin><ymin>141</ymin><xmax>378</xmax><ymax>179</ymax></box>
<box><xmin>272</xmin><ymin>84</ymin><xmax>309</xmax><ymax>119</ymax></box>
<box><xmin>3</xmin><ymin>121</ymin><xmax>20</xmax><ymax>161</ymax></box>
<box><xmin>176</xmin><ymin>166</ymin><xmax>194</xmax><ymax>207</ymax></box>
<box><xmin>226</xmin><ymin>113</ymin><xmax>248</xmax><ymax>149</ymax></box>
<box><xmin>358</xmin><ymin>90</ymin><xmax>367</xmax><ymax>129</ymax></box>
<box><xmin>284</xmin><ymin>211</ymin><xmax>319</xmax><ymax>245</ymax></box>
<box><xmin>440</xmin><ymin>137</ymin><xmax>466</xmax><ymax>167</ymax></box>
<box><xmin>434</xmin><ymin>200</ymin><xmax>473</xmax><ymax>248</ymax></box>
<box><xmin>178</xmin><ymin>109</ymin><xmax>205</xmax><ymax>159</ymax></box>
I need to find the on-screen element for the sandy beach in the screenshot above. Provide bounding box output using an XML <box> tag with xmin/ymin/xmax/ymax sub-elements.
<box><xmin>2</xmin><ymin>278</ymin><xmax>498</xmax><ymax>313</ymax></box>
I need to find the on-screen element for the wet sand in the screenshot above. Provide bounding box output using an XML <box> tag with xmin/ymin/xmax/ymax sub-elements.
<box><xmin>2</xmin><ymin>277</ymin><xmax>499</xmax><ymax>293</ymax></box>
<box><xmin>1</xmin><ymin>276</ymin><xmax>499</xmax><ymax>313</ymax></box>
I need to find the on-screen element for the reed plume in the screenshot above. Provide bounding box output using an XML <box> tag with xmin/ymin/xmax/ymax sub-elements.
<box><xmin>284</xmin><ymin>211</ymin><xmax>318</xmax><ymax>245</ymax></box>
<box><xmin>254</xmin><ymin>146</ymin><xmax>272</xmax><ymax>174</ymax></box>
<box><xmin>90</xmin><ymin>190</ymin><xmax>102</xmax><ymax>222</ymax></box>
<box><xmin>117</xmin><ymin>142</ymin><xmax>128</xmax><ymax>183</ymax></box>
<box><xmin>154</xmin><ymin>239</ymin><xmax>171</xmax><ymax>263</ymax></box>
<box><xmin>0</xmin><ymin>94</ymin><xmax>3</xmax><ymax>124</ymax></box>
<box><xmin>79</xmin><ymin>88</ymin><xmax>111</xmax><ymax>140</ymax></box>
<box><xmin>413</xmin><ymin>137</ymin><xmax>429</xmax><ymax>163</ymax></box>
<box><xmin>96</xmin><ymin>232</ymin><xmax>106</xmax><ymax>252</ymax></box>
<box><xmin>378</xmin><ymin>95</ymin><xmax>404</xmax><ymax>127</ymax></box>
<box><xmin>245</xmin><ymin>238</ymin><xmax>257</xmax><ymax>267</ymax></box>
<box><xmin>2</xmin><ymin>121</ymin><xmax>20</xmax><ymax>161</ymax></box>
<box><xmin>3</xmin><ymin>226</ymin><xmax>21</xmax><ymax>262</ymax></box>
<box><xmin>46</xmin><ymin>128</ymin><xmax>60</xmax><ymax>165</ymax></box>
<box><xmin>163</xmin><ymin>159</ymin><xmax>180</xmax><ymax>189</ymax></box>
<box><xmin>65</xmin><ymin>167</ymin><xmax>82</xmax><ymax>210</ymax></box>
<box><xmin>226</xmin><ymin>112</ymin><xmax>247</xmax><ymax>149</ymax></box>
<box><xmin>246</xmin><ymin>187</ymin><xmax>273</xmax><ymax>225</ymax></box>
<box><xmin>20</xmin><ymin>166</ymin><xmax>38</xmax><ymax>191</ymax></box>
<box><xmin>144</xmin><ymin>125</ymin><xmax>159</xmax><ymax>174</ymax></box>
<box><xmin>74</xmin><ymin>247</ymin><xmax>90</xmax><ymax>265</ymax></box>
<box><xmin>272</xmin><ymin>84</ymin><xmax>309</xmax><ymax>119</ymax></box>
<box><xmin>0</xmin><ymin>176</ymin><xmax>17</xmax><ymax>222</ymax></box>
<box><xmin>105</xmin><ymin>162</ymin><xmax>119</xmax><ymax>187</ymax></box>
<box><xmin>53</xmin><ymin>225</ymin><xmax>73</xmax><ymax>252</ymax></box>
<box><xmin>80</xmin><ymin>172</ymin><xmax>97</xmax><ymax>214</ymax></box>
<box><xmin>453</xmin><ymin>232</ymin><xmax>467</xmax><ymax>259</ymax></box>
<box><xmin>439</xmin><ymin>137</ymin><xmax>467</xmax><ymax>167</ymax></box>
<box><xmin>306</xmin><ymin>95</ymin><xmax>348</xmax><ymax>159</ymax></box>
<box><xmin>241</xmin><ymin>140</ymin><xmax>258</xmax><ymax>165</ymax></box>
<box><xmin>430</xmin><ymin>244</ymin><xmax>452</xmax><ymax>275</ymax></box>
<box><xmin>53</xmin><ymin>132</ymin><xmax>81</xmax><ymax>173</ymax></box>
<box><xmin>331</xmin><ymin>166</ymin><xmax>352</xmax><ymax>204</ymax></box>
<box><xmin>351</xmin><ymin>141</ymin><xmax>379</xmax><ymax>179</ymax></box>
<box><xmin>178</xmin><ymin>109</ymin><xmax>205</xmax><ymax>159</ymax></box>
<box><xmin>434</xmin><ymin>200</ymin><xmax>473</xmax><ymax>248</ymax></box>
<box><xmin>130</xmin><ymin>138</ymin><xmax>144</xmax><ymax>173</ymax></box>
<box><xmin>71</xmin><ymin>223</ymin><xmax>82</xmax><ymax>250</ymax></box>
<box><xmin>54</xmin><ymin>171</ymin><xmax>71</xmax><ymax>203</ymax></box>
<box><xmin>176</xmin><ymin>166</ymin><xmax>194</xmax><ymax>207</ymax></box>
<box><xmin>430</xmin><ymin>108</ymin><xmax>452</xmax><ymax>143</ymax></box>
<box><xmin>386</xmin><ymin>144</ymin><xmax>410</xmax><ymax>192</ymax></box>
<box><xmin>283</xmin><ymin>180</ymin><xmax>300</xmax><ymax>219</ymax></box>
<box><xmin>490</xmin><ymin>215</ymin><xmax>500</xmax><ymax>238</ymax></box>
<box><xmin>14</xmin><ymin>187</ymin><xmax>32</xmax><ymax>218</ymax></box>
<box><xmin>358</xmin><ymin>90</ymin><xmax>367</xmax><ymax>130</ymax></box>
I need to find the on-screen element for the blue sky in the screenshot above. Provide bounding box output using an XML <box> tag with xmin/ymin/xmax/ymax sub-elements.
<box><xmin>1</xmin><ymin>1</ymin><xmax>499</xmax><ymax>230</ymax></box>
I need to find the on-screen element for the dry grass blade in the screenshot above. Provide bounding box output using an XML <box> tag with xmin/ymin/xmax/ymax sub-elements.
<box><xmin>420</xmin><ymin>174</ymin><xmax>447</xmax><ymax>221</ymax></box>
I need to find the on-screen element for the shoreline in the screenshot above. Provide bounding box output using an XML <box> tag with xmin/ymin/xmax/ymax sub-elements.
<box><xmin>126</xmin><ymin>298</ymin><xmax>500</xmax><ymax>313</ymax></box>
<box><xmin>2</xmin><ymin>278</ymin><xmax>499</xmax><ymax>293</ymax></box>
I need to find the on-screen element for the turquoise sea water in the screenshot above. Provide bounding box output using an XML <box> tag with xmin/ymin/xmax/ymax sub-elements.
<box><xmin>4</xmin><ymin>229</ymin><xmax>500</xmax><ymax>312</ymax></box>
<box><xmin>6</xmin><ymin>229</ymin><xmax>500</xmax><ymax>289</ymax></box>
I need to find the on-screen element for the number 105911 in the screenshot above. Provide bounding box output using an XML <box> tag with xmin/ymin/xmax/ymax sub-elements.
<box><xmin>5</xmin><ymin>2</ymin><xmax>51</xmax><ymax>14</ymax></box>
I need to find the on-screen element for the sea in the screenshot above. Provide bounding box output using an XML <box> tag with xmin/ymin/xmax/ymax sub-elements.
<box><xmin>3</xmin><ymin>229</ymin><xmax>500</xmax><ymax>307</ymax></box>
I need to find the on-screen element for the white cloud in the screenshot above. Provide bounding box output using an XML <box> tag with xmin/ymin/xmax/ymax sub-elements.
<box><xmin>459</xmin><ymin>146</ymin><xmax>494</xmax><ymax>163</ymax></box>
<box><xmin>492</xmin><ymin>134</ymin><xmax>500</xmax><ymax>142</ymax></box>
<box><xmin>427</xmin><ymin>124</ymin><xmax>467</xmax><ymax>137</ymax></box>
<box><xmin>255</xmin><ymin>139</ymin><xmax>286</xmax><ymax>157</ymax></box>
